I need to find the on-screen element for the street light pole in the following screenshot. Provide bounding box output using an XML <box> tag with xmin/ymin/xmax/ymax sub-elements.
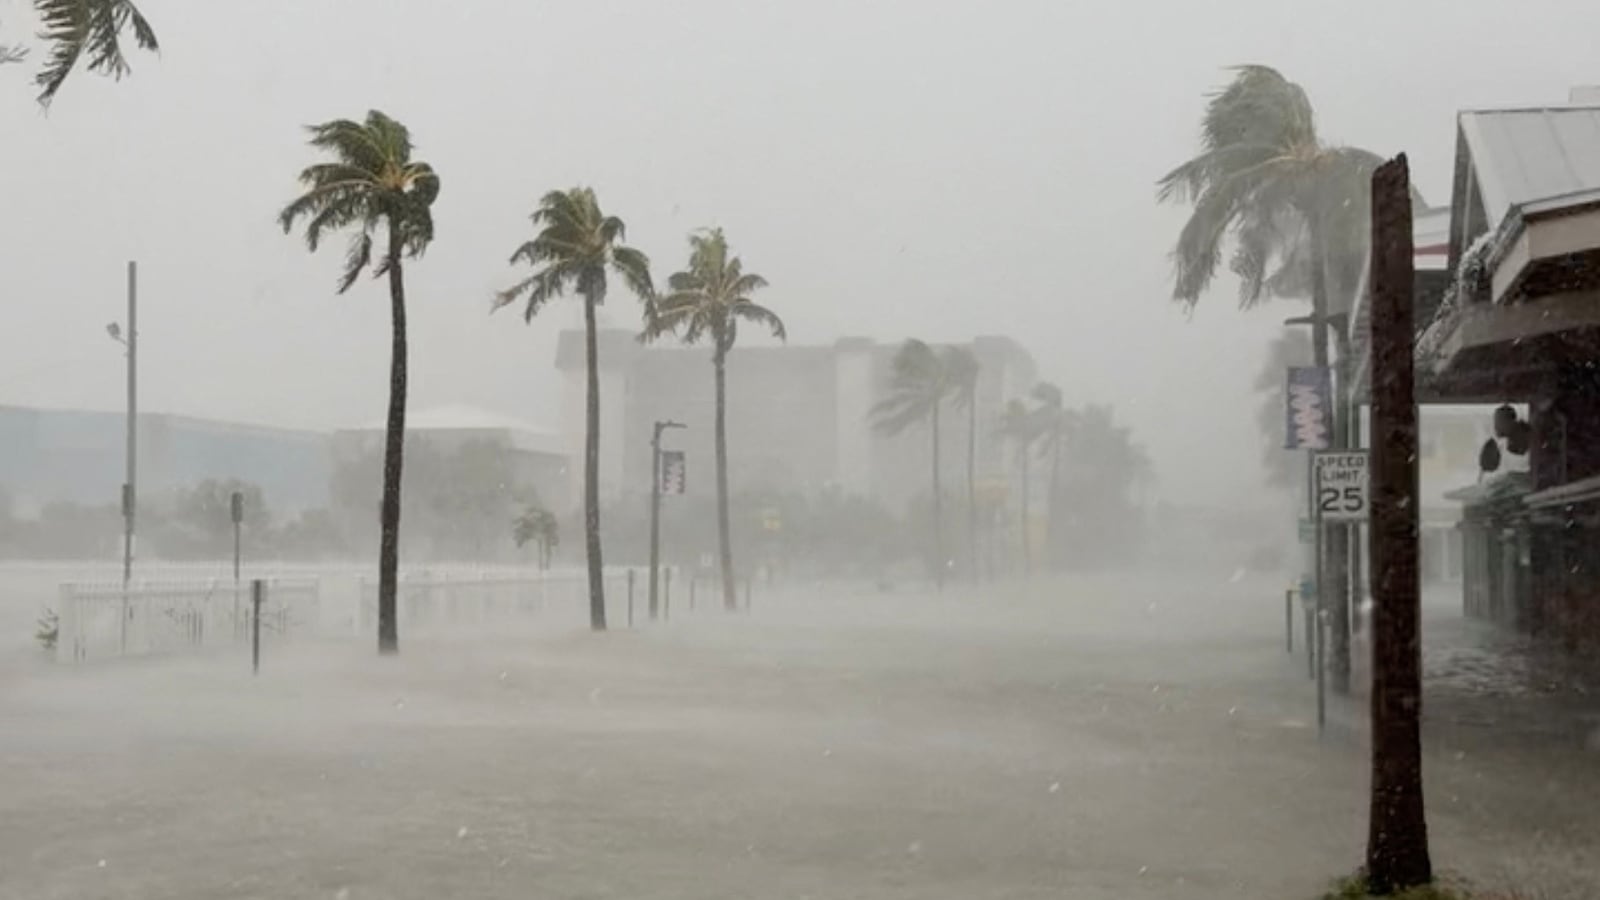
<box><xmin>107</xmin><ymin>262</ymin><xmax>138</xmax><ymax>653</ymax></box>
<box><xmin>123</xmin><ymin>260</ymin><xmax>137</xmax><ymax>591</ymax></box>
<box><xmin>648</xmin><ymin>419</ymin><xmax>685</xmax><ymax>620</ymax></box>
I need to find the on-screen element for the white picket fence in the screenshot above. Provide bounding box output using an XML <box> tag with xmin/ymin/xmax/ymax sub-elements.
<box><xmin>54</xmin><ymin>577</ymin><xmax>322</xmax><ymax>663</ymax></box>
<box><xmin>356</xmin><ymin>567</ymin><xmax>679</xmax><ymax>634</ymax></box>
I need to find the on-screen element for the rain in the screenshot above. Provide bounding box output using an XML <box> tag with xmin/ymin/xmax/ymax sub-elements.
<box><xmin>3</xmin><ymin>2</ymin><xmax>1600</xmax><ymax>898</ymax></box>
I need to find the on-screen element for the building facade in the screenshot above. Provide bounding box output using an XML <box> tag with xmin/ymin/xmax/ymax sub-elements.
<box><xmin>554</xmin><ymin>330</ymin><xmax>1039</xmax><ymax>511</ymax></box>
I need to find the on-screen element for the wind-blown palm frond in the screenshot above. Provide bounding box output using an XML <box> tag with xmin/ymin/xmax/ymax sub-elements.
<box><xmin>32</xmin><ymin>0</ymin><xmax>158</xmax><ymax>106</ymax></box>
<box><xmin>871</xmin><ymin>339</ymin><xmax>949</xmax><ymax>436</ymax></box>
<box><xmin>279</xmin><ymin>111</ymin><xmax>440</xmax><ymax>294</ymax></box>
<box><xmin>640</xmin><ymin>227</ymin><xmax>783</xmax><ymax>351</ymax></box>
<box><xmin>1157</xmin><ymin>65</ymin><xmax>1402</xmax><ymax>311</ymax></box>
<box><xmin>495</xmin><ymin>187</ymin><xmax>653</xmax><ymax>321</ymax></box>
<box><xmin>942</xmin><ymin>347</ymin><xmax>979</xmax><ymax>408</ymax></box>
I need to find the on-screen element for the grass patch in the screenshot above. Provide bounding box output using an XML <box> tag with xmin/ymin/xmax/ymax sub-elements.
<box><xmin>1322</xmin><ymin>871</ymin><xmax>1529</xmax><ymax>900</ymax></box>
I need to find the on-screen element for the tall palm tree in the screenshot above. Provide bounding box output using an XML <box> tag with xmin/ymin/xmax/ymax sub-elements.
<box><xmin>279</xmin><ymin>111</ymin><xmax>440</xmax><ymax>656</ymax></box>
<box><xmin>871</xmin><ymin>339</ymin><xmax>952</xmax><ymax>589</ymax></box>
<box><xmin>12</xmin><ymin>0</ymin><xmax>159</xmax><ymax>105</ymax></box>
<box><xmin>496</xmin><ymin>188</ymin><xmax>653</xmax><ymax>631</ymax></box>
<box><xmin>643</xmin><ymin>227</ymin><xmax>784</xmax><ymax>611</ymax></box>
<box><xmin>941</xmin><ymin>347</ymin><xmax>981</xmax><ymax>582</ymax></box>
<box><xmin>1030</xmin><ymin>382</ymin><xmax>1070</xmax><ymax>569</ymax></box>
<box><xmin>1157</xmin><ymin>64</ymin><xmax>1384</xmax><ymax>697</ymax></box>
<box><xmin>998</xmin><ymin>398</ymin><xmax>1040</xmax><ymax>578</ymax></box>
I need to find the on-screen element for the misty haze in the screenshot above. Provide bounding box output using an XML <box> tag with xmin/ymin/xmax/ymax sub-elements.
<box><xmin>3</xmin><ymin>2</ymin><xmax>1600</xmax><ymax>898</ymax></box>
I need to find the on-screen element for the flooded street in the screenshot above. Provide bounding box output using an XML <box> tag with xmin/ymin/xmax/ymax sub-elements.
<box><xmin>3</xmin><ymin>573</ymin><xmax>1594</xmax><ymax>899</ymax></box>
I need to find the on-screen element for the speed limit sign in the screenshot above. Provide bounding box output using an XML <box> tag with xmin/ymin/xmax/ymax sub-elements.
<box><xmin>1313</xmin><ymin>451</ymin><xmax>1370</xmax><ymax>521</ymax></box>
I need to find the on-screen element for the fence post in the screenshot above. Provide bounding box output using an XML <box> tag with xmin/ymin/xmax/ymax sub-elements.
<box><xmin>251</xmin><ymin>579</ymin><xmax>264</xmax><ymax>675</ymax></box>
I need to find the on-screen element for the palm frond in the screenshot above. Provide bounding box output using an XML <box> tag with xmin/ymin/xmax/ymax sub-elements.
<box><xmin>337</xmin><ymin>231</ymin><xmax>374</xmax><ymax>294</ymax></box>
<box><xmin>33</xmin><ymin>0</ymin><xmax>159</xmax><ymax>106</ymax></box>
<box><xmin>732</xmin><ymin>300</ymin><xmax>786</xmax><ymax>341</ymax></box>
<box><xmin>610</xmin><ymin>244</ymin><xmax>654</xmax><ymax>299</ymax></box>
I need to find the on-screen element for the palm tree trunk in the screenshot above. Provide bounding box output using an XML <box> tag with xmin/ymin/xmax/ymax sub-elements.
<box><xmin>714</xmin><ymin>347</ymin><xmax>737</xmax><ymax>611</ymax></box>
<box><xmin>1366</xmin><ymin>153</ymin><xmax>1431</xmax><ymax>892</ymax></box>
<box><xmin>583</xmin><ymin>292</ymin><xmax>607</xmax><ymax>631</ymax></box>
<box><xmin>1309</xmin><ymin>217</ymin><xmax>1351</xmax><ymax>695</ymax></box>
<box><xmin>1019</xmin><ymin>450</ymin><xmax>1032</xmax><ymax>578</ymax></box>
<box><xmin>376</xmin><ymin>237</ymin><xmax>406</xmax><ymax>656</ymax></box>
<box><xmin>1048</xmin><ymin>430</ymin><xmax>1063</xmax><ymax>570</ymax></box>
<box><xmin>931</xmin><ymin>401</ymin><xmax>944</xmax><ymax>591</ymax></box>
<box><xmin>966</xmin><ymin>397</ymin><xmax>978</xmax><ymax>583</ymax></box>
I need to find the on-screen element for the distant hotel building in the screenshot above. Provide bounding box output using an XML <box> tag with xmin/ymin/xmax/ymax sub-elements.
<box><xmin>555</xmin><ymin>330</ymin><xmax>1039</xmax><ymax>510</ymax></box>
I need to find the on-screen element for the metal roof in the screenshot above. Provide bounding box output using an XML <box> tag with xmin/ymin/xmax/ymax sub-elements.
<box><xmin>1459</xmin><ymin>105</ymin><xmax>1600</xmax><ymax>229</ymax></box>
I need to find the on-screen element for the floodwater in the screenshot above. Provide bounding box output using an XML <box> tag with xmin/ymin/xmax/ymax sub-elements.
<box><xmin>1</xmin><ymin>572</ymin><xmax>1596</xmax><ymax>899</ymax></box>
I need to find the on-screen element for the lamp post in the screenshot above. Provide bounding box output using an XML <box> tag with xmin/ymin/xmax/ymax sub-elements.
<box><xmin>648</xmin><ymin>420</ymin><xmax>686</xmax><ymax>620</ymax></box>
<box><xmin>107</xmin><ymin>262</ymin><xmax>138</xmax><ymax>652</ymax></box>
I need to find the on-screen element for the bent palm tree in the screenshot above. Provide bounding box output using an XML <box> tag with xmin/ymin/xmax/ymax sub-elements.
<box><xmin>1158</xmin><ymin>64</ymin><xmax>1389</xmax><ymax>697</ymax></box>
<box><xmin>20</xmin><ymin>0</ymin><xmax>159</xmax><ymax>105</ymax></box>
<box><xmin>871</xmin><ymin>339</ymin><xmax>952</xmax><ymax>589</ymax></box>
<box><xmin>513</xmin><ymin>503</ymin><xmax>560</xmax><ymax>570</ymax></box>
<box><xmin>496</xmin><ymin>188</ymin><xmax>652</xmax><ymax>631</ymax></box>
<box><xmin>1030</xmin><ymin>382</ymin><xmax>1070</xmax><ymax>569</ymax></box>
<box><xmin>280</xmin><ymin>110</ymin><xmax>440</xmax><ymax>655</ymax></box>
<box><xmin>998</xmin><ymin>399</ymin><xmax>1040</xmax><ymax>578</ymax></box>
<box><xmin>643</xmin><ymin>228</ymin><xmax>784</xmax><ymax>611</ymax></box>
<box><xmin>942</xmin><ymin>347</ymin><xmax>981</xmax><ymax>582</ymax></box>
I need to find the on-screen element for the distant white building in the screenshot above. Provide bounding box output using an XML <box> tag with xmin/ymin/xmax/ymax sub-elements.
<box><xmin>553</xmin><ymin>331</ymin><xmax>1039</xmax><ymax>512</ymax></box>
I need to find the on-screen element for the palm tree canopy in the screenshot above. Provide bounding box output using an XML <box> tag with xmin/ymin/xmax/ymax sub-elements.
<box><xmin>642</xmin><ymin>227</ymin><xmax>784</xmax><ymax>352</ymax></box>
<box><xmin>512</xmin><ymin>505</ymin><xmax>559</xmax><ymax>549</ymax></box>
<box><xmin>494</xmin><ymin>187</ymin><xmax>654</xmax><ymax>321</ymax></box>
<box><xmin>997</xmin><ymin>398</ymin><xmax>1043</xmax><ymax>460</ymax></box>
<box><xmin>26</xmin><ymin>0</ymin><xmax>158</xmax><ymax>106</ymax></box>
<box><xmin>1156</xmin><ymin>65</ymin><xmax>1386</xmax><ymax>310</ymax></box>
<box><xmin>1028</xmin><ymin>381</ymin><xmax>1074</xmax><ymax>459</ymax></box>
<box><xmin>870</xmin><ymin>339</ymin><xmax>949</xmax><ymax>436</ymax></box>
<box><xmin>278</xmin><ymin>111</ymin><xmax>441</xmax><ymax>294</ymax></box>
<box><xmin>941</xmin><ymin>346</ymin><xmax>980</xmax><ymax>408</ymax></box>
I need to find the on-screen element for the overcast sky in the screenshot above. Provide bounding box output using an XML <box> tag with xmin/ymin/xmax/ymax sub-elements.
<box><xmin>2</xmin><ymin>0</ymin><xmax>1595</xmax><ymax>507</ymax></box>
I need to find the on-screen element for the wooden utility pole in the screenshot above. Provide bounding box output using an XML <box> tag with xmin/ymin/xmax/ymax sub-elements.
<box><xmin>1365</xmin><ymin>152</ymin><xmax>1432</xmax><ymax>892</ymax></box>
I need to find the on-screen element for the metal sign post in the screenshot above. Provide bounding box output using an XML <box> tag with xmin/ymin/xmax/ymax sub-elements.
<box><xmin>1311</xmin><ymin>449</ymin><xmax>1372</xmax><ymax>735</ymax></box>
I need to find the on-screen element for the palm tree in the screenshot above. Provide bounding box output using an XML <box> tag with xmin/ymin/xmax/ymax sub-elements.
<box><xmin>643</xmin><ymin>227</ymin><xmax>784</xmax><ymax>611</ymax></box>
<box><xmin>1030</xmin><ymin>382</ymin><xmax>1070</xmax><ymax>569</ymax></box>
<box><xmin>997</xmin><ymin>399</ymin><xmax>1040</xmax><ymax>578</ymax></box>
<box><xmin>1156</xmin><ymin>65</ymin><xmax>1382</xmax><ymax>317</ymax></box>
<box><xmin>279</xmin><ymin>111</ymin><xmax>440</xmax><ymax>656</ymax></box>
<box><xmin>871</xmin><ymin>339</ymin><xmax>952</xmax><ymax>589</ymax></box>
<box><xmin>941</xmin><ymin>347</ymin><xmax>981</xmax><ymax>582</ymax></box>
<box><xmin>9</xmin><ymin>0</ymin><xmax>160</xmax><ymax>105</ymax></box>
<box><xmin>513</xmin><ymin>503</ymin><xmax>560</xmax><ymax>570</ymax></box>
<box><xmin>1157</xmin><ymin>64</ymin><xmax>1383</xmax><ymax>696</ymax></box>
<box><xmin>495</xmin><ymin>188</ymin><xmax>653</xmax><ymax>631</ymax></box>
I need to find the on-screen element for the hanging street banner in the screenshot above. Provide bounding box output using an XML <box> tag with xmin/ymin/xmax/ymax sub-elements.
<box><xmin>660</xmin><ymin>450</ymin><xmax>687</xmax><ymax>495</ymax></box>
<box><xmin>1312</xmin><ymin>450</ymin><xmax>1370</xmax><ymax>522</ymax></box>
<box><xmin>1285</xmin><ymin>366</ymin><xmax>1333</xmax><ymax>450</ymax></box>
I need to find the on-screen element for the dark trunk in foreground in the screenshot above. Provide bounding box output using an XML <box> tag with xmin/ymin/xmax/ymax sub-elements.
<box><xmin>583</xmin><ymin>293</ymin><xmax>607</xmax><ymax>631</ymax></box>
<box><xmin>377</xmin><ymin>235</ymin><xmax>407</xmax><ymax>656</ymax></box>
<box><xmin>714</xmin><ymin>348</ymin><xmax>737</xmax><ymax>610</ymax></box>
<box><xmin>1365</xmin><ymin>152</ymin><xmax>1432</xmax><ymax>893</ymax></box>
